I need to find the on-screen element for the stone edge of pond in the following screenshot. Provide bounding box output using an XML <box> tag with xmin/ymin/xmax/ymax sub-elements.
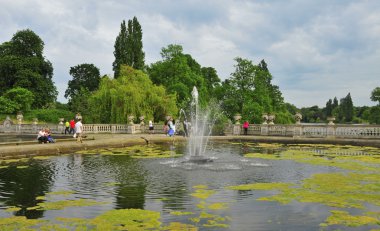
<box><xmin>0</xmin><ymin>134</ymin><xmax>379</xmax><ymax>159</ymax></box>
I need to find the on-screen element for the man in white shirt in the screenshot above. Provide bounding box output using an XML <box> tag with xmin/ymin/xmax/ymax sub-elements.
<box><xmin>75</xmin><ymin>119</ymin><xmax>83</xmax><ymax>143</ymax></box>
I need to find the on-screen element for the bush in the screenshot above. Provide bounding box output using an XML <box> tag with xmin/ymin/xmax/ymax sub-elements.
<box><xmin>0</xmin><ymin>96</ymin><xmax>18</xmax><ymax>114</ymax></box>
<box><xmin>24</xmin><ymin>109</ymin><xmax>74</xmax><ymax>123</ymax></box>
<box><xmin>211</xmin><ymin>114</ymin><xmax>230</xmax><ymax>135</ymax></box>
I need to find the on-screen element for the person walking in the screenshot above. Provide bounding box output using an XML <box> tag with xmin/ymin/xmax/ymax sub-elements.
<box><xmin>64</xmin><ymin>120</ymin><xmax>70</xmax><ymax>134</ymax></box>
<box><xmin>74</xmin><ymin>119</ymin><xmax>83</xmax><ymax>143</ymax></box>
<box><xmin>69</xmin><ymin>119</ymin><xmax>75</xmax><ymax>134</ymax></box>
<box><xmin>243</xmin><ymin>121</ymin><xmax>249</xmax><ymax>135</ymax></box>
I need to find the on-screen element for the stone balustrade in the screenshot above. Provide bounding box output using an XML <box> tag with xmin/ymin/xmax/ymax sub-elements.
<box><xmin>229</xmin><ymin>124</ymin><xmax>380</xmax><ymax>139</ymax></box>
<box><xmin>1</xmin><ymin>122</ymin><xmax>380</xmax><ymax>139</ymax></box>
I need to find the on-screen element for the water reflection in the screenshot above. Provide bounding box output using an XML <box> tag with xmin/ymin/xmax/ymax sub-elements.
<box><xmin>0</xmin><ymin>160</ymin><xmax>55</xmax><ymax>218</ymax></box>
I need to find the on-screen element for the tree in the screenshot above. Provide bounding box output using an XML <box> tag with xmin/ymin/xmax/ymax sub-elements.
<box><xmin>217</xmin><ymin>58</ymin><xmax>292</xmax><ymax>123</ymax></box>
<box><xmin>0</xmin><ymin>29</ymin><xmax>57</xmax><ymax>108</ymax></box>
<box><xmin>65</xmin><ymin>63</ymin><xmax>100</xmax><ymax>98</ymax></box>
<box><xmin>370</xmin><ymin>87</ymin><xmax>380</xmax><ymax>105</ymax></box>
<box><xmin>325</xmin><ymin>99</ymin><xmax>333</xmax><ymax>117</ymax></box>
<box><xmin>88</xmin><ymin>65</ymin><xmax>177</xmax><ymax>123</ymax></box>
<box><xmin>113</xmin><ymin>17</ymin><xmax>145</xmax><ymax>78</ymax></box>
<box><xmin>147</xmin><ymin>44</ymin><xmax>208</xmax><ymax>109</ymax></box>
<box><xmin>201</xmin><ymin>67</ymin><xmax>221</xmax><ymax>94</ymax></box>
<box><xmin>229</xmin><ymin>57</ymin><xmax>256</xmax><ymax>115</ymax></box>
<box><xmin>337</xmin><ymin>93</ymin><xmax>354</xmax><ymax>122</ymax></box>
<box><xmin>3</xmin><ymin>87</ymin><xmax>34</xmax><ymax>113</ymax></box>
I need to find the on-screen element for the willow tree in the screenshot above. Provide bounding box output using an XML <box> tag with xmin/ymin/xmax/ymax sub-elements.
<box><xmin>88</xmin><ymin>65</ymin><xmax>177</xmax><ymax>123</ymax></box>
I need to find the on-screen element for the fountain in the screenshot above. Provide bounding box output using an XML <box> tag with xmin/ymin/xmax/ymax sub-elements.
<box><xmin>162</xmin><ymin>86</ymin><xmax>266</xmax><ymax>170</ymax></box>
<box><xmin>184</xmin><ymin>86</ymin><xmax>214</xmax><ymax>163</ymax></box>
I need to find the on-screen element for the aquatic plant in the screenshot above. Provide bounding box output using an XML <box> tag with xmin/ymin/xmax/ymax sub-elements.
<box><xmin>76</xmin><ymin>145</ymin><xmax>182</xmax><ymax>159</ymax></box>
<box><xmin>320</xmin><ymin>210</ymin><xmax>379</xmax><ymax>227</ymax></box>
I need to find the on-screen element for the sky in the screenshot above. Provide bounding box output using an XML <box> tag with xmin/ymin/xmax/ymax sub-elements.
<box><xmin>1</xmin><ymin>0</ymin><xmax>379</xmax><ymax>108</ymax></box>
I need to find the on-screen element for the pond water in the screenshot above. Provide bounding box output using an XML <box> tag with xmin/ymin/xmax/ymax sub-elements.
<box><xmin>0</xmin><ymin>141</ymin><xmax>379</xmax><ymax>230</ymax></box>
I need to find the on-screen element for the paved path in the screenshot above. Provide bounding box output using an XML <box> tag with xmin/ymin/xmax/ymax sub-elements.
<box><xmin>0</xmin><ymin>134</ymin><xmax>379</xmax><ymax>159</ymax></box>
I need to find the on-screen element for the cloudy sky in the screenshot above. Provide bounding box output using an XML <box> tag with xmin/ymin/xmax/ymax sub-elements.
<box><xmin>1</xmin><ymin>0</ymin><xmax>379</xmax><ymax>107</ymax></box>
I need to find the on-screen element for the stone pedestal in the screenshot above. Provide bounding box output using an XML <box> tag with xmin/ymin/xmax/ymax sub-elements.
<box><xmin>233</xmin><ymin>124</ymin><xmax>241</xmax><ymax>135</ymax></box>
<box><xmin>3</xmin><ymin>116</ymin><xmax>13</xmax><ymax>133</ymax></box>
<box><xmin>261</xmin><ymin>125</ymin><xmax>268</xmax><ymax>136</ymax></box>
<box><xmin>128</xmin><ymin>125</ymin><xmax>136</xmax><ymax>134</ymax></box>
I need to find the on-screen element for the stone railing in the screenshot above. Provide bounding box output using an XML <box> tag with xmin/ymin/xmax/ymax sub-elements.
<box><xmin>229</xmin><ymin>124</ymin><xmax>380</xmax><ymax>139</ymax></box>
<box><xmin>0</xmin><ymin>123</ymin><xmax>168</xmax><ymax>135</ymax></box>
<box><xmin>1</xmin><ymin>122</ymin><xmax>380</xmax><ymax>139</ymax></box>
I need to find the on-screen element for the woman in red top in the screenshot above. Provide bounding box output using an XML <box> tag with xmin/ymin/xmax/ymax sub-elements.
<box><xmin>243</xmin><ymin>121</ymin><xmax>249</xmax><ymax>135</ymax></box>
<box><xmin>69</xmin><ymin>119</ymin><xmax>75</xmax><ymax>134</ymax></box>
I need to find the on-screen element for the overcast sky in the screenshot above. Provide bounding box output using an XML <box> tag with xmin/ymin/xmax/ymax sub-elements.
<box><xmin>1</xmin><ymin>0</ymin><xmax>379</xmax><ymax>107</ymax></box>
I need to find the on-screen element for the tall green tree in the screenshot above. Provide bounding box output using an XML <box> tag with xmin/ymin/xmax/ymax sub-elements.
<box><xmin>338</xmin><ymin>93</ymin><xmax>354</xmax><ymax>122</ymax></box>
<box><xmin>88</xmin><ymin>65</ymin><xmax>177</xmax><ymax>123</ymax></box>
<box><xmin>65</xmin><ymin>63</ymin><xmax>100</xmax><ymax>99</ymax></box>
<box><xmin>217</xmin><ymin>58</ymin><xmax>291</xmax><ymax>123</ymax></box>
<box><xmin>65</xmin><ymin>63</ymin><xmax>100</xmax><ymax>112</ymax></box>
<box><xmin>229</xmin><ymin>57</ymin><xmax>256</xmax><ymax>115</ymax></box>
<box><xmin>147</xmin><ymin>44</ymin><xmax>209</xmax><ymax>109</ymax></box>
<box><xmin>113</xmin><ymin>17</ymin><xmax>145</xmax><ymax>78</ymax></box>
<box><xmin>325</xmin><ymin>99</ymin><xmax>333</xmax><ymax>117</ymax></box>
<box><xmin>370</xmin><ymin>87</ymin><xmax>380</xmax><ymax>105</ymax></box>
<box><xmin>0</xmin><ymin>29</ymin><xmax>57</xmax><ymax>108</ymax></box>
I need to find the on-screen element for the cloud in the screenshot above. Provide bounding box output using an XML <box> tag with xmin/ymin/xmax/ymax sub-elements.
<box><xmin>1</xmin><ymin>0</ymin><xmax>379</xmax><ymax>108</ymax></box>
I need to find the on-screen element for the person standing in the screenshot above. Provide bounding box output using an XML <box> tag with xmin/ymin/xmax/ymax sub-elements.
<box><xmin>148</xmin><ymin>120</ymin><xmax>154</xmax><ymax>134</ymax></box>
<box><xmin>69</xmin><ymin>119</ymin><xmax>75</xmax><ymax>134</ymax></box>
<box><xmin>64</xmin><ymin>120</ymin><xmax>70</xmax><ymax>134</ymax></box>
<box><xmin>243</xmin><ymin>121</ymin><xmax>249</xmax><ymax>135</ymax></box>
<box><xmin>75</xmin><ymin>119</ymin><xmax>83</xmax><ymax>143</ymax></box>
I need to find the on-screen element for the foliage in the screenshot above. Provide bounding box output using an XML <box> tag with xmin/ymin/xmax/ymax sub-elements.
<box><xmin>24</xmin><ymin>109</ymin><xmax>73</xmax><ymax>123</ymax></box>
<box><xmin>67</xmin><ymin>87</ymin><xmax>92</xmax><ymax>121</ymax></box>
<box><xmin>113</xmin><ymin>17</ymin><xmax>145</xmax><ymax>78</ymax></box>
<box><xmin>338</xmin><ymin>93</ymin><xmax>354</xmax><ymax>122</ymax></box>
<box><xmin>147</xmin><ymin>44</ymin><xmax>218</xmax><ymax>110</ymax></box>
<box><xmin>368</xmin><ymin>106</ymin><xmax>380</xmax><ymax>124</ymax></box>
<box><xmin>0</xmin><ymin>96</ymin><xmax>19</xmax><ymax>114</ymax></box>
<box><xmin>88</xmin><ymin>65</ymin><xmax>177</xmax><ymax>123</ymax></box>
<box><xmin>0</xmin><ymin>29</ymin><xmax>57</xmax><ymax>108</ymax></box>
<box><xmin>217</xmin><ymin>58</ymin><xmax>292</xmax><ymax>124</ymax></box>
<box><xmin>65</xmin><ymin>63</ymin><xmax>100</xmax><ymax>100</ymax></box>
<box><xmin>2</xmin><ymin>87</ymin><xmax>34</xmax><ymax>112</ymax></box>
<box><xmin>370</xmin><ymin>87</ymin><xmax>380</xmax><ymax>105</ymax></box>
<box><xmin>211</xmin><ymin>113</ymin><xmax>230</xmax><ymax>135</ymax></box>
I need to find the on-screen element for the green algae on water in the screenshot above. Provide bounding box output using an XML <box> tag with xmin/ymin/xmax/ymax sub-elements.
<box><xmin>170</xmin><ymin>211</ymin><xmax>194</xmax><ymax>216</ymax></box>
<box><xmin>320</xmin><ymin>210</ymin><xmax>380</xmax><ymax>227</ymax></box>
<box><xmin>191</xmin><ymin>189</ymin><xmax>216</xmax><ymax>200</ymax></box>
<box><xmin>76</xmin><ymin>144</ymin><xmax>182</xmax><ymax>158</ymax></box>
<box><xmin>226</xmin><ymin>182</ymin><xmax>293</xmax><ymax>191</ymax></box>
<box><xmin>30</xmin><ymin>199</ymin><xmax>105</xmax><ymax>211</ymax></box>
<box><xmin>91</xmin><ymin>208</ymin><xmax>161</xmax><ymax>230</ymax></box>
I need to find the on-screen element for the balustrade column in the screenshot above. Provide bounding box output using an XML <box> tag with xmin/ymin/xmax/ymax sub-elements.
<box><xmin>232</xmin><ymin>124</ymin><xmax>241</xmax><ymax>135</ymax></box>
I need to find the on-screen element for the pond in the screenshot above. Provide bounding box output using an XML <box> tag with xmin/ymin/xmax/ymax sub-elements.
<box><xmin>0</xmin><ymin>141</ymin><xmax>379</xmax><ymax>230</ymax></box>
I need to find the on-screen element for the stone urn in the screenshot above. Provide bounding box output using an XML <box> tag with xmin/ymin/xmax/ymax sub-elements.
<box><xmin>59</xmin><ymin>118</ymin><xmax>64</xmax><ymax>125</ymax></box>
<box><xmin>33</xmin><ymin>118</ymin><xmax>38</xmax><ymax>125</ymax></box>
<box><xmin>233</xmin><ymin>114</ymin><xmax>242</xmax><ymax>124</ymax></box>
<box><xmin>327</xmin><ymin>117</ymin><xmax>335</xmax><ymax>125</ymax></box>
<box><xmin>16</xmin><ymin>112</ymin><xmax>23</xmax><ymax>124</ymax></box>
<box><xmin>128</xmin><ymin>115</ymin><xmax>135</xmax><ymax>125</ymax></box>
<box><xmin>262</xmin><ymin>114</ymin><xmax>268</xmax><ymax>124</ymax></box>
<box><xmin>294</xmin><ymin>112</ymin><xmax>302</xmax><ymax>124</ymax></box>
<box><xmin>268</xmin><ymin>114</ymin><xmax>275</xmax><ymax>125</ymax></box>
<box><xmin>139</xmin><ymin>116</ymin><xmax>145</xmax><ymax>126</ymax></box>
